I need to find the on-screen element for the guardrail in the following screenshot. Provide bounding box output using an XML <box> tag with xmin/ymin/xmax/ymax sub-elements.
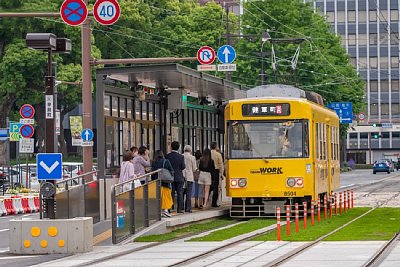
<box><xmin>51</xmin><ymin>170</ymin><xmax>100</xmax><ymax>223</ymax></box>
<box><xmin>111</xmin><ymin>170</ymin><xmax>161</xmax><ymax>244</ymax></box>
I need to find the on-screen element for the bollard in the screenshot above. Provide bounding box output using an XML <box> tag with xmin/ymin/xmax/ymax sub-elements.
<box><xmin>303</xmin><ymin>202</ymin><xmax>307</xmax><ymax>229</ymax></box>
<box><xmin>317</xmin><ymin>198</ymin><xmax>321</xmax><ymax>223</ymax></box>
<box><xmin>351</xmin><ymin>190</ymin><xmax>354</xmax><ymax>208</ymax></box>
<box><xmin>323</xmin><ymin>195</ymin><xmax>327</xmax><ymax>220</ymax></box>
<box><xmin>295</xmin><ymin>203</ymin><xmax>299</xmax><ymax>233</ymax></box>
<box><xmin>339</xmin><ymin>192</ymin><xmax>343</xmax><ymax>214</ymax></box>
<box><xmin>334</xmin><ymin>193</ymin><xmax>337</xmax><ymax>215</ymax></box>
<box><xmin>311</xmin><ymin>201</ymin><xmax>315</xmax><ymax>226</ymax></box>
<box><xmin>286</xmin><ymin>205</ymin><xmax>291</xmax><ymax>236</ymax></box>
<box><xmin>329</xmin><ymin>195</ymin><xmax>333</xmax><ymax>218</ymax></box>
<box><xmin>347</xmin><ymin>190</ymin><xmax>351</xmax><ymax>209</ymax></box>
<box><xmin>344</xmin><ymin>191</ymin><xmax>347</xmax><ymax>212</ymax></box>
<box><xmin>277</xmin><ymin>207</ymin><xmax>281</xmax><ymax>241</ymax></box>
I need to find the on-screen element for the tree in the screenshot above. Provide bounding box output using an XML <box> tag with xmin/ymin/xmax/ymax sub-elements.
<box><xmin>236</xmin><ymin>0</ymin><xmax>364</xmax><ymax>114</ymax></box>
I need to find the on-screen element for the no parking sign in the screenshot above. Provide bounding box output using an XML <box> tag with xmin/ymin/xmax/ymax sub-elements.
<box><xmin>60</xmin><ymin>0</ymin><xmax>88</xmax><ymax>26</ymax></box>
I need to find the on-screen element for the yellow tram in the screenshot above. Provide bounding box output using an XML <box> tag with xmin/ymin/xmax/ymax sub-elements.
<box><xmin>225</xmin><ymin>85</ymin><xmax>340</xmax><ymax>217</ymax></box>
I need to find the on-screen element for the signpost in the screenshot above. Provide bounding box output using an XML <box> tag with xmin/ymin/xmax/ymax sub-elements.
<box><xmin>93</xmin><ymin>0</ymin><xmax>121</xmax><ymax>25</ymax></box>
<box><xmin>197</xmin><ymin>46</ymin><xmax>216</xmax><ymax>65</ymax></box>
<box><xmin>37</xmin><ymin>153</ymin><xmax>63</xmax><ymax>180</ymax></box>
<box><xmin>327</xmin><ymin>102</ymin><xmax>353</xmax><ymax>124</ymax></box>
<box><xmin>20</xmin><ymin>124</ymin><xmax>35</xmax><ymax>139</ymax></box>
<box><xmin>19</xmin><ymin>138</ymin><xmax>34</xmax><ymax>154</ymax></box>
<box><xmin>20</xmin><ymin>104</ymin><xmax>35</xmax><ymax>119</ymax></box>
<box><xmin>217</xmin><ymin>45</ymin><xmax>237</xmax><ymax>72</ymax></box>
<box><xmin>60</xmin><ymin>0</ymin><xmax>88</xmax><ymax>27</ymax></box>
<box><xmin>81</xmin><ymin>128</ymin><xmax>94</xmax><ymax>147</ymax></box>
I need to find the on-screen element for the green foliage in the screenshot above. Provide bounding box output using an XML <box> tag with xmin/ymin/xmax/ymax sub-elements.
<box><xmin>0</xmin><ymin>0</ymin><xmax>23</xmax><ymax>9</ymax></box>
<box><xmin>236</xmin><ymin>0</ymin><xmax>364</xmax><ymax>115</ymax></box>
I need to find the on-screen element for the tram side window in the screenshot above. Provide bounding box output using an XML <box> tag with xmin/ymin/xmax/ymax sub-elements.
<box><xmin>304</xmin><ymin>121</ymin><xmax>309</xmax><ymax>157</ymax></box>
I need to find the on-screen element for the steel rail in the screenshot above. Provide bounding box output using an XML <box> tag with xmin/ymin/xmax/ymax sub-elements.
<box><xmin>263</xmin><ymin>192</ymin><xmax>400</xmax><ymax>267</ymax></box>
<box><xmin>362</xmin><ymin>232</ymin><xmax>400</xmax><ymax>267</ymax></box>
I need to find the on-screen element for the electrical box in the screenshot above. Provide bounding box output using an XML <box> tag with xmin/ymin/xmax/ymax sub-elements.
<box><xmin>168</xmin><ymin>90</ymin><xmax>187</xmax><ymax>110</ymax></box>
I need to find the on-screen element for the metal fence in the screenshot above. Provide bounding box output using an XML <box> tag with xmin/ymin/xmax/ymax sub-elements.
<box><xmin>54</xmin><ymin>171</ymin><xmax>100</xmax><ymax>223</ymax></box>
<box><xmin>111</xmin><ymin>170</ymin><xmax>161</xmax><ymax>244</ymax></box>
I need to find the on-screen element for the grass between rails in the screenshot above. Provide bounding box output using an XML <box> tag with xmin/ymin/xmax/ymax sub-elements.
<box><xmin>326</xmin><ymin>208</ymin><xmax>400</xmax><ymax>241</ymax></box>
<box><xmin>134</xmin><ymin>218</ymin><xmax>235</xmax><ymax>242</ymax></box>
<box><xmin>252</xmin><ymin>208</ymin><xmax>370</xmax><ymax>242</ymax></box>
<box><xmin>188</xmin><ymin>219</ymin><xmax>275</xmax><ymax>242</ymax></box>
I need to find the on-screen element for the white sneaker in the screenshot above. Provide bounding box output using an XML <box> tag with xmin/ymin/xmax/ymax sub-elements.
<box><xmin>162</xmin><ymin>210</ymin><xmax>171</xmax><ymax>217</ymax></box>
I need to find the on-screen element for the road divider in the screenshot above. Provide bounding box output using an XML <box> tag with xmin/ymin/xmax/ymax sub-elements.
<box><xmin>0</xmin><ymin>195</ymin><xmax>39</xmax><ymax>216</ymax></box>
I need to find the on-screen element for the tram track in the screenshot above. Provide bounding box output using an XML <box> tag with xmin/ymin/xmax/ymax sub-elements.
<box><xmin>362</xmin><ymin>232</ymin><xmax>400</xmax><ymax>267</ymax></box>
<box><xmin>170</xmin><ymin>191</ymin><xmax>400</xmax><ymax>267</ymax></box>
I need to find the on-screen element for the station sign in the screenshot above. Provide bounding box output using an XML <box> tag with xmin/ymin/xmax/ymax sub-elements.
<box><xmin>45</xmin><ymin>95</ymin><xmax>54</xmax><ymax>119</ymax></box>
<box><xmin>242</xmin><ymin>103</ymin><xmax>290</xmax><ymax>116</ymax></box>
<box><xmin>93</xmin><ymin>0</ymin><xmax>121</xmax><ymax>26</ymax></box>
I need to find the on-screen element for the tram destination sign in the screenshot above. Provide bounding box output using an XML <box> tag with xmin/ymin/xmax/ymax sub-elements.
<box><xmin>242</xmin><ymin>103</ymin><xmax>290</xmax><ymax>116</ymax></box>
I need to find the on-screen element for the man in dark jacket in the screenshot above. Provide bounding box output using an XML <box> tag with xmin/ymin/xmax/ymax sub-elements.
<box><xmin>166</xmin><ymin>141</ymin><xmax>186</xmax><ymax>213</ymax></box>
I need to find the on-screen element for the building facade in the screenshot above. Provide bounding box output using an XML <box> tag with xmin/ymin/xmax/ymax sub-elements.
<box><xmin>313</xmin><ymin>0</ymin><xmax>400</xmax><ymax>163</ymax></box>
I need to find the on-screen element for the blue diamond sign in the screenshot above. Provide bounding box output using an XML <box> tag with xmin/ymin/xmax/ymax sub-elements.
<box><xmin>37</xmin><ymin>153</ymin><xmax>63</xmax><ymax>180</ymax></box>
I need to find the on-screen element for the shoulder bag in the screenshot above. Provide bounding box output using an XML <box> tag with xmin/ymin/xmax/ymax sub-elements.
<box><xmin>161</xmin><ymin>160</ymin><xmax>174</xmax><ymax>183</ymax></box>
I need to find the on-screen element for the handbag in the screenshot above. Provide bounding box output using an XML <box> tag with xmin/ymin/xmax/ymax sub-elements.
<box><xmin>160</xmin><ymin>160</ymin><xmax>174</xmax><ymax>183</ymax></box>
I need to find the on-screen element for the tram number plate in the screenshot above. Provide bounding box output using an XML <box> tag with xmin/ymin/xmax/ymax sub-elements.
<box><xmin>284</xmin><ymin>191</ymin><xmax>296</xmax><ymax>197</ymax></box>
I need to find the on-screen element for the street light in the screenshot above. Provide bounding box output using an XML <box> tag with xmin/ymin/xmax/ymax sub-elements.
<box><xmin>260</xmin><ymin>31</ymin><xmax>271</xmax><ymax>85</ymax></box>
<box><xmin>26</xmin><ymin>33</ymin><xmax>71</xmax><ymax>220</ymax></box>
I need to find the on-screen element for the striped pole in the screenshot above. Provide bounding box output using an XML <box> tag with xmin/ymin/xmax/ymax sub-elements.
<box><xmin>334</xmin><ymin>193</ymin><xmax>337</xmax><ymax>215</ymax></box>
<box><xmin>347</xmin><ymin>190</ymin><xmax>351</xmax><ymax>209</ymax></box>
<box><xmin>277</xmin><ymin>207</ymin><xmax>281</xmax><ymax>241</ymax></box>
<box><xmin>329</xmin><ymin>195</ymin><xmax>333</xmax><ymax>218</ymax></box>
<box><xmin>351</xmin><ymin>190</ymin><xmax>354</xmax><ymax>208</ymax></box>
<box><xmin>323</xmin><ymin>195</ymin><xmax>327</xmax><ymax>220</ymax></box>
<box><xmin>344</xmin><ymin>191</ymin><xmax>347</xmax><ymax>212</ymax></box>
<box><xmin>339</xmin><ymin>192</ymin><xmax>343</xmax><ymax>214</ymax></box>
<box><xmin>286</xmin><ymin>205</ymin><xmax>291</xmax><ymax>236</ymax></box>
<box><xmin>295</xmin><ymin>203</ymin><xmax>299</xmax><ymax>233</ymax></box>
<box><xmin>303</xmin><ymin>202</ymin><xmax>307</xmax><ymax>229</ymax></box>
<box><xmin>317</xmin><ymin>198</ymin><xmax>321</xmax><ymax>223</ymax></box>
<box><xmin>311</xmin><ymin>201</ymin><xmax>315</xmax><ymax>226</ymax></box>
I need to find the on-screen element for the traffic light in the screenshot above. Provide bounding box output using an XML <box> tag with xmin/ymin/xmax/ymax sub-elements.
<box><xmin>371</xmin><ymin>132</ymin><xmax>380</xmax><ymax>139</ymax></box>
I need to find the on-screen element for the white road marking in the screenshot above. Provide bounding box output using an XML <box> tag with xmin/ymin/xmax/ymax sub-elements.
<box><xmin>0</xmin><ymin>229</ymin><xmax>9</xmax><ymax>233</ymax></box>
<box><xmin>40</xmin><ymin>160</ymin><xmax>59</xmax><ymax>174</ymax></box>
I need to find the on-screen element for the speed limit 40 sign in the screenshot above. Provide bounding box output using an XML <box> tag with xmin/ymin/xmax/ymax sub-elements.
<box><xmin>93</xmin><ymin>0</ymin><xmax>121</xmax><ymax>26</ymax></box>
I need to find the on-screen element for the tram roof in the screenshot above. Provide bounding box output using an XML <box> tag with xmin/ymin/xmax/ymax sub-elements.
<box><xmin>96</xmin><ymin>63</ymin><xmax>247</xmax><ymax>101</ymax></box>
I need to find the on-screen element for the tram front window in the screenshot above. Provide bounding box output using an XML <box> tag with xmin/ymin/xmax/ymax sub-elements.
<box><xmin>228</xmin><ymin>120</ymin><xmax>309</xmax><ymax>159</ymax></box>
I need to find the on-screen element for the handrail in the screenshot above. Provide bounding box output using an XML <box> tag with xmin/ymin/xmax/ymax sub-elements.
<box><xmin>56</xmin><ymin>170</ymin><xmax>97</xmax><ymax>185</ymax></box>
<box><xmin>113</xmin><ymin>170</ymin><xmax>161</xmax><ymax>188</ymax></box>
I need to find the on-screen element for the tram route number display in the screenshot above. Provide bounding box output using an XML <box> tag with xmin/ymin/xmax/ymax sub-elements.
<box><xmin>242</xmin><ymin>103</ymin><xmax>290</xmax><ymax>116</ymax></box>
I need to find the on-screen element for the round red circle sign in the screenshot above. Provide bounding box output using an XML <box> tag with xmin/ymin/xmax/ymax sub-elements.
<box><xmin>197</xmin><ymin>46</ymin><xmax>216</xmax><ymax>65</ymax></box>
<box><xmin>93</xmin><ymin>0</ymin><xmax>121</xmax><ymax>26</ymax></box>
<box><xmin>358</xmin><ymin>112</ymin><xmax>365</xmax><ymax>120</ymax></box>
<box><xmin>20</xmin><ymin>104</ymin><xmax>35</xmax><ymax>119</ymax></box>
<box><xmin>60</xmin><ymin>0</ymin><xmax>88</xmax><ymax>27</ymax></box>
<box><xmin>20</xmin><ymin>124</ymin><xmax>35</xmax><ymax>139</ymax></box>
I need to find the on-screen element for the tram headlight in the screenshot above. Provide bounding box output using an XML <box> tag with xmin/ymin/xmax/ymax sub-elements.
<box><xmin>238</xmin><ymin>178</ymin><xmax>247</xmax><ymax>188</ymax></box>
<box><xmin>230</xmin><ymin>178</ymin><xmax>247</xmax><ymax>188</ymax></box>
<box><xmin>286</xmin><ymin>178</ymin><xmax>296</xmax><ymax>187</ymax></box>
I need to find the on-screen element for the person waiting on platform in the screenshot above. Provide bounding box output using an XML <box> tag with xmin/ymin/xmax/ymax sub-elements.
<box><xmin>192</xmin><ymin>150</ymin><xmax>203</xmax><ymax>208</ymax></box>
<box><xmin>151</xmin><ymin>150</ymin><xmax>174</xmax><ymax>218</ymax></box>
<box><xmin>198</xmin><ymin>149</ymin><xmax>215</xmax><ymax>209</ymax></box>
<box><xmin>166</xmin><ymin>141</ymin><xmax>186</xmax><ymax>213</ymax></box>
<box><xmin>132</xmin><ymin>146</ymin><xmax>151</xmax><ymax>184</ymax></box>
<box><xmin>183</xmin><ymin>145</ymin><xmax>197</xmax><ymax>213</ymax></box>
<box><xmin>130</xmin><ymin>146</ymin><xmax>138</xmax><ymax>159</ymax></box>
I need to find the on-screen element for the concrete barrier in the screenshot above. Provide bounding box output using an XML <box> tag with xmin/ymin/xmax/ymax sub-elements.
<box><xmin>9</xmin><ymin>217</ymin><xmax>93</xmax><ymax>254</ymax></box>
<box><xmin>0</xmin><ymin>198</ymin><xmax>7</xmax><ymax>216</ymax></box>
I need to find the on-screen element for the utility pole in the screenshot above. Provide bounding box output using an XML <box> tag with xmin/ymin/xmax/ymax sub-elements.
<box><xmin>82</xmin><ymin>0</ymin><xmax>93</xmax><ymax>181</ymax></box>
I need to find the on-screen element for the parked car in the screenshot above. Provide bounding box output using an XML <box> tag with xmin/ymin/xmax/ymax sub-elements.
<box><xmin>373</xmin><ymin>159</ymin><xmax>393</xmax><ymax>174</ymax></box>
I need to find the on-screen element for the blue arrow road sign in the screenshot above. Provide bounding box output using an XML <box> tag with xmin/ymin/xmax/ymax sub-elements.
<box><xmin>37</xmin><ymin>153</ymin><xmax>63</xmax><ymax>180</ymax></box>
<box><xmin>327</xmin><ymin>102</ymin><xmax>353</xmax><ymax>124</ymax></box>
<box><xmin>81</xmin><ymin>128</ymin><xmax>94</xmax><ymax>141</ymax></box>
<box><xmin>217</xmin><ymin>45</ymin><xmax>236</xmax><ymax>64</ymax></box>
